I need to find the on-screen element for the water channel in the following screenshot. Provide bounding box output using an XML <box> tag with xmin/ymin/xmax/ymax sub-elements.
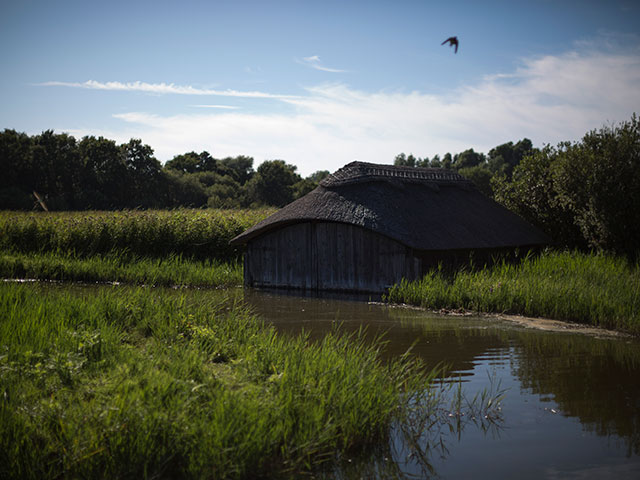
<box><xmin>243</xmin><ymin>289</ymin><xmax>640</xmax><ymax>479</ymax></box>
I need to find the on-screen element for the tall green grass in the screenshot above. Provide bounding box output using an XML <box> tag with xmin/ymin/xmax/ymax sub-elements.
<box><xmin>0</xmin><ymin>208</ymin><xmax>274</xmax><ymax>260</ymax></box>
<box><xmin>0</xmin><ymin>283</ymin><xmax>436</xmax><ymax>479</ymax></box>
<box><xmin>385</xmin><ymin>251</ymin><xmax>640</xmax><ymax>334</ymax></box>
<box><xmin>0</xmin><ymin>250</ymin><xmax>242</xmax><ymax>287</ymax></box>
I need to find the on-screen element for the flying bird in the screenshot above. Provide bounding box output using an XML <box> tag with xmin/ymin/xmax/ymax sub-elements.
<box><xmin>441</xmin><ymin>36</ymin><xmax>459</xmax><ymax>54</ymax></box>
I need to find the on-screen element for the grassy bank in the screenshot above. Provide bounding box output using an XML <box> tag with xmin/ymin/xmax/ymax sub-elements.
<box><xmin>385</xmin><ymin>251</ymin><xmax>640</xmax><ymax>334</ymax></box>
<box><xmin>0</xmin><ymin>250</ymin><xmax>242</xmax><ymax>287</ymax></box>
<box><xmin>0</xmin><ymin>208</ymin><xmax>274</xmax><ymax>260</ymax></box>
<box><xmin>0</xmin><ymin>283</ymin><xmax>436</xmax><ymax>479</ymax></box>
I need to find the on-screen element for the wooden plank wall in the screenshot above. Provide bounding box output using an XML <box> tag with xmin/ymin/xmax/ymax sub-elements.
<box><xmin>245</xmin><ymin>222</ymin><xmax>314</xmax><ymax>289</ymax></box>
<box><xmin>245</xmin><ymin>221</ymin><xmax>422</xmax><ymax>292</ymax></box>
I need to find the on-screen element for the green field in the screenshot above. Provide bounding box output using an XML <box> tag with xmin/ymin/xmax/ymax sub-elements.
<box><xmin>0</xmin><ymin>209</ymin><xmax>269</xmax><ymax>288</ymax></box>
<box><xmin>0</xmin><ymin>208</ymin><xmax>274</xmax><ymax>260</ymax></box>
<box><xmin>0</xmin><ymin>282</ymin><xmax>443</xmax><ymax>479</ymax></box>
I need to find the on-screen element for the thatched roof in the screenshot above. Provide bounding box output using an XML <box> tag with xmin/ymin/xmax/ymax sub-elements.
<box><xmin>231</xmin><ymin>161</ymin><xmax>551</xmax><ymax>250</ymax></box>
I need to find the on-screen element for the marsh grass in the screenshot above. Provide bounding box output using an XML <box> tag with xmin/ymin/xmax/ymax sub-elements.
<box><xmin>385</xmin><ymin>251</ymin><xmax>640</xmax><ymax>334</ymax></box>
<box><xmin>0</xmin><ymin>250</ymin><xmax>242</xmax><ymax>287</ymax></box>
<box><xmin>0</xmin><ymin>208</ymin><xmax>274</xmax><ymax>260</ymax></box>
<box><xmin>0</xmin><ymin>283</ymin><xmax>437</xmax><ymax>479</ymax></box>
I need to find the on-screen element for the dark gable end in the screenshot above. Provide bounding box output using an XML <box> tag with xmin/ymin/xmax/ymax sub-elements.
<box><xmin>231</xmin><ymin>161</ymin><xmax>551</xmax><ymax>250</ymax></box>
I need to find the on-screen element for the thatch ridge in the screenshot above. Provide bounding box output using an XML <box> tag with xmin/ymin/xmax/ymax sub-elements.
<box><xmin>320</xmin><ymin>161</ymin><xmax>471</xmax><ymax>188</ymax></box>
<box><xmin>231</xmin><ymin>162</ymin><xmax>551</xmax><ymax>250</ymax></box>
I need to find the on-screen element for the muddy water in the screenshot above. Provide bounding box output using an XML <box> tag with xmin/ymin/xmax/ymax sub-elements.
<box><xmin>244</xmin><ymin>289</ymin><xmax>640</xmax><ymax>479</ymax></box>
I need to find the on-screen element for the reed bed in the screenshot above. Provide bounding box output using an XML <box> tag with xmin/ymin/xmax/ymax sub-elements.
<box><xmin>0</xmin><ymin>283</ymin><xmax>436</xmax><ymax>479</ymax></box>
<box><xmin>0</xmin><ymin>250</ymin><xmax>242</xmax><ymax>287</ymax></box>
<box><xmin>0</xmin><ymin>209</ymin><xmax>274</xmax><ymax>260</ymax></box>
<box><xmin>386</xmin><ymin>251</ymin><xmax>640</xmax><ymax>334</ymax></box>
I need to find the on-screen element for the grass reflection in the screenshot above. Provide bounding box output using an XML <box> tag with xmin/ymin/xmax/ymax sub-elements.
<box><xmin>394</xmin><ymin>310</ymin><xmax>640</xmax><ymax>458</ymax></box>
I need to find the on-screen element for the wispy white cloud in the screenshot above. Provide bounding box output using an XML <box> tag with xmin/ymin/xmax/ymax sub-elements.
<box><xmin>66</xmin><ymin>44</ymin><xmax>640</xmax><ymax>177</ymax></box>
<box><xmin>297</xmin><ymin>55</ymin><xmax>347</xmax><ymax>73</ymax></box>
<box><xmin>189</xmin><ymin>105</ymin><xmax>240</xmax><ymax>109</ymax></box>
<box><xmin>38</xmin><ymin>80</ymin><xmax>298</xmax><ymax>99</ymax></box>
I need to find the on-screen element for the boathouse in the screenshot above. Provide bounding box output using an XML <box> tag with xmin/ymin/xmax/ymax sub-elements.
<box><xmin>230</xmin><ymin>161</ymin><xmax>550</xmax><ymax>293</ymax></box>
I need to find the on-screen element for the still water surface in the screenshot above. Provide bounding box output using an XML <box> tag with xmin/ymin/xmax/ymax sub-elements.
<box><xmin>244</xmin><ymin>289</ymin><xmax>640</xmax><ymax>479</ymax></box>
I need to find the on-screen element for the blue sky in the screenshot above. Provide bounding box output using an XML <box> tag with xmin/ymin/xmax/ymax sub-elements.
<box><xmin>2</xmin><ymin>0</ymin><xmax>639</xmax><ymax>176</ymax></box>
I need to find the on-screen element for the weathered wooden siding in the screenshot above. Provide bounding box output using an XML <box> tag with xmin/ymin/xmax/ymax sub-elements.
<box><xmin>244</xmin><ymin>222</ymin><xmax>314</xmax><ymax>289</ymax></box>
<box><xmin>244</xmin><ymin>221</ymin><xmax>421</xmax><ymax>292</ymax></box>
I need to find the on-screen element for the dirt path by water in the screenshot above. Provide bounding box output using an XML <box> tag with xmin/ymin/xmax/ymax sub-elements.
<box><xmin>490</xmin><ymin>313</ymin><xmax>633</xmax><ymax>338</ymax></box>
<box><xmin>382</xmin><ymin>302</ymin><xmax>634</xmax><ymax>339</ymax></box>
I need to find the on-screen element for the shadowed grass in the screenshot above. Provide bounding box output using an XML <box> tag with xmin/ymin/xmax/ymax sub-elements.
<box><xmin>385</xmin><ymin>251</ymin><xmax>640</xmax><ymax>334</ymax></box>
<box><xmin>0</xmin><ymin>283</ymin><xmax>437</xmax><ymax>479</ymax></box>
<box><xmin>0</xmin><ymin>250</ymin><xmax>242</xmax><ymax>287</ymax></box>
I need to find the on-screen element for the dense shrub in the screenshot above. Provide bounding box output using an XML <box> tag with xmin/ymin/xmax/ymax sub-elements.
<box><xmin>493</xmin><ymin>115</ymin><xmax>640</xmax><ymax>257</ymax></box>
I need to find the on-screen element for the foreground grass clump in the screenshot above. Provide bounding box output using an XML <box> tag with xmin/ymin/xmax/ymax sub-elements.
<box><xmin>0</xmin><ymin>283</ymin><xmax>433</xmax><ymax>479</ymax></box>
<box><xmin>386</xmin><ymin>251</ymin><xmax>640</xmax><ymax>334</ymax></box>
<box><xmin>0</xmin><ymin>208</ymin><xmax>274</xmax><ymax>260</ymax></box>
<box><xmin>0</xmin><ymin>250</ymin><xmax>242</xmax><ymax>287</ymax></box>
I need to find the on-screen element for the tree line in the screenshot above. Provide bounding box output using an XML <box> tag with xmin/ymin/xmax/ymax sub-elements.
<box><xmin>393</xmin><ymin>138</ymin><xmax>534</xmax><ymax>197</ymax></box>
<box><xmin>394</xmin><ymin>114</ymin><xmax>640</xmax><ymax>258</ymax></box>
<box><xmin>0</xmin><ymin>130</ymin><xmax>329</xmax><ymax>211</ymax></box>
<box><xmin>2</xmin><ymin>114</ymin><xmax>638</xmax><ymax>256</ymax></box>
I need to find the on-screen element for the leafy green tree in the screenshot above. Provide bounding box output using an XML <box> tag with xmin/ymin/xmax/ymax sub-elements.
<box><xmin>307</xmin><ymin>170</ymin><xmax>330</xmax><ymax>183</ymax></box>
<box><xmin>164</xmin><ymin>170</ymin><xmax>208</xmax><ymax>207</ymax></box>
<box><xmin>394</xmin><ymin>153</ymin><xmax>418</xmax><ymax>167</ymax></box>
<box><xmin>120</xmin><ymin>139</ymin><xmax>165</xmax><ymax>208</ymax></box>
<box><xmin>30</xmin><ymin>130</ymin><xmax>82</xmax><ymax>209</ymax></box>
<box><xmin>441</xmin><ymin>153</ymin><xmax>453</xmax><ymax>170</ymax></box>
<box><xmin>165</xmin><ymin>152</ymin><xmax>201</xmax><ymax>174</ymax></box>
<box><xmin>453</xmin><ymin>148</ymin><xmax>485</xmax><ymax>170</ymax></box>
<box><xmin>247</xmin><ymin>160</ymin><xmax>301</xmax><ymax>207</ymax></box>
<box><xmin>492</xmin><ymin>145</ymin><xmax>585</xmax><ymax>248</ymax></box>
<box><xmin>220</xmin><ymin>155</ymin><xmax>254</xmax><ymax>185</ymax></box>
<box><xmin>493</xmin><ymin>115</ymin><xmax>640</xmax><ymax>255</ymax></box>
<box><xmin>205</xmin><ymin>174</ymin><xmax>244</xmax><ymax>208</ymax></box>
<box><xmin>415</xmin><ymin>157</ymin><xmax>431</xmax><ymax>168</ymax></box>
<box><xmin>78</xmin><ymin>136</ymin><xmax>127</xmax><ymax>208</ymax></box>
<box><xmin>293</xmin><ymin>178</ymin><xmax>317</xmax><ymax>199</ymax></box>
<box><xmin>122</xmin><ymin>139</ymin><xmax>161</xmax><ymax>176</ymax></box>
<box><xmin>394</xmin><ymin>153</ymin><xmax>407</xmax><ymax>166</ymax></box>
<box><xmin>553</xmin><ymin>115</ymin><xmax>640</xmax><ymax>255</ymax></box>
<box><xmin>458</xmin><ymin>166</ymin><xmax>494</xmax><ymax>197</ymax></box>
<box><xmin>0</xmin><ymin>129</ymin><xmax>33</xmax><ymax>209</ymax></box>
<box><xmin>487</xmin><ymin>138</ymin><xmax>534</xmax><ymax>178</ymax></box>
<box><xmin>393</xmin><ymin>153</ymin><xmax>435</xmax><ymax>168</ymax></box>
<box><xmin>428</xmin><ymin>154</ymin><xmax>442</xmax><ymax>168</ymax></box>
<box><xmin>165</xmin><ymin>151</ymin><xmax>218</xmax><ymax>174</ymax></box>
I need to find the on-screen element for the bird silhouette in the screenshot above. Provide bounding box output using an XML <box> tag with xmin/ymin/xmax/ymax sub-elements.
<box><xmin>441</xmin><ymin>36</ymin><xmax>458</xmax><ymax>54</ymax></box>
